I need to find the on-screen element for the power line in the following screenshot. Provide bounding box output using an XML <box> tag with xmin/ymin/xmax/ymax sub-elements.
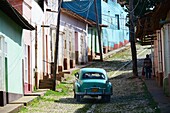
<box><xmin>129</xmin><ymin>0</ymin><xmax>141</xmax><ymax>13</ymax></box>
<box><xmin>102</xmin><ymin>14</ymin><xmax>127</xmax><ymax>20</ymax></box>
<box><xmin>63</xmin><ymin>0</ymin><xmax>94</xmax><ymax>13</ymax></box>
<box><xmin>8</xmin><ymin>1</ymin><xmax>34</xmax><ymax>30</ymax></box>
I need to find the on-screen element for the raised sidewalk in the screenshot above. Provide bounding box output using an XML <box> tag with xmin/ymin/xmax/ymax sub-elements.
<box><xmin>0</xmin><ymin>91</ymin><xmax>46</xmax><ymax>113</ymax></box>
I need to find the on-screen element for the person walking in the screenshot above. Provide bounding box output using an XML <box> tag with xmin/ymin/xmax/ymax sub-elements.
<box><xmin>143</xmin><ymin>54</ymin><xmax>152</xmax><ymax>79</ymax></box>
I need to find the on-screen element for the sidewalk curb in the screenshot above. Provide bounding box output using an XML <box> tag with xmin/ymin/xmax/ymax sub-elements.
<box><xmin>0</xmin><ymin>104</ymin><xmax>23</xmax><ymax>113</ymax></box>
<box><xmin>10</xmin><ymin>96</ymin><xmax>39</xmax><ymax>106</ymax></box>
<box><xmin>0</xmin><ymin>91</ymin><xmax>47</xmax><ymax>113</ymax></box>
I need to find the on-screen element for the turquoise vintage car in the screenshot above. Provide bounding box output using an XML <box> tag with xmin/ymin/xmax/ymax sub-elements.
<box><xmin>73</xmin><ymin>68</ymin><xmax>113</xmax><ymax>102</ymax></box>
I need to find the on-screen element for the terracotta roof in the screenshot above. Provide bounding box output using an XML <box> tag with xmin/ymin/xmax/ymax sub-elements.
<box><xmin>0</xmin><ymin>0</ymin><xmax>34</xmax><ymax>30</ymax></box>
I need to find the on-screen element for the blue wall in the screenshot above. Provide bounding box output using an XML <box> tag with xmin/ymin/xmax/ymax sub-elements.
<box><xmin>62</xmin><ymin>0</ymin><xmax>129</xmax><ymax>53</ymax></box>
<box><xmin>101</xmin><ymin>0</ymin><xmax>129</xmax><ymax>48</ymax></box>
<box><xmin>62</xmin><ymin>0</ymin><xmax>102</xmax><ymax>23</ymax></box>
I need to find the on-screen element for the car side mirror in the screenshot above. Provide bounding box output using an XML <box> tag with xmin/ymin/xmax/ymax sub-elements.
<box><xmin>74</xmin><ymin>72</ymin><xmax>79</xmax><ymax>78</ymax></box>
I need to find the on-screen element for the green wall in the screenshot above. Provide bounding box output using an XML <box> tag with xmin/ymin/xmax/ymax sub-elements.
<box><xmin>0</xmin><ymin>10</ymin><xmax>23</xmax><ymax>94</ymax></box>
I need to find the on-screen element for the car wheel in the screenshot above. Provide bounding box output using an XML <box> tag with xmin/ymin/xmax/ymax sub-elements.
<box><xmin>76</xmin><ymin>95</ymin><xmax>81</xmax><ymax>102</ymax></box>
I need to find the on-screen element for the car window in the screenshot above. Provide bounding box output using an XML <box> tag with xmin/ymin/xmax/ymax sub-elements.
<box><xmin>82</xmin><ymin>72</ymin><xmax>105</xmax><ymax>79</ymax></box>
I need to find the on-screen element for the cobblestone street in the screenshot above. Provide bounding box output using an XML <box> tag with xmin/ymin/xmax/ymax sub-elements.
<box><xmin>18</xmin><ymin>44</ymin><xmax>160</xmax><ymax>113</ymax></box>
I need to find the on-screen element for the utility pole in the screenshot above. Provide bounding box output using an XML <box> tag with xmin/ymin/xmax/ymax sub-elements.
<box><xmin>129</xmin><ymin>0</ymin><xmax>138</xmax><ymax>76</ymax></box>
<box><xmin>52</xmin><ymin>0</ymin><xmax>62</xmax><ymax>91</ymax></box>
<box><xmin>35</xmin><ymin>25</ymin><xmax>38</xmax><ymax>89</ymax></box>
<box><xmin>94</xmin><ymin>0</ymin><xmax>103</xmax><ymax>61</ymax></box>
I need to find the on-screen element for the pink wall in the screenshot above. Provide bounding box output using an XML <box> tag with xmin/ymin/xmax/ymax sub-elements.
<box><xmin>24</xmin><ymin>83</ymin><xmax>32</xmax><ymax>93</ymax></box>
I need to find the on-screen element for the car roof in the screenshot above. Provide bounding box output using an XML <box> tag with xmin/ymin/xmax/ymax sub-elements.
<box><xmin>80</xmin><ymin>68</ymin><xmax>106</xmax><ymax>74</ymax></box>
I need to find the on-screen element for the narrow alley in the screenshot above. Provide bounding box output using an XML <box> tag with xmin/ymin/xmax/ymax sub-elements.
<box><xmin>13</xmin><ymin>44</ymin><xmax>164</xmax><ymax>113</ymax></box>
<box><xmin>1</xmin><ymin>0</ymin><xmax>170</xmax><ymax>113</ymax></box>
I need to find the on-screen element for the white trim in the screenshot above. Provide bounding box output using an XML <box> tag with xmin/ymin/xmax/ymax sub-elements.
<box><xmin>0</xmin><ymin>35</ymin><xmax>5</xmax><ymax>91</ymax></box>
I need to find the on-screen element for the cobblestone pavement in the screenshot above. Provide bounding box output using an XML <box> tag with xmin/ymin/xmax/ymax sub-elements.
<box><xmin>19</xmin><ymin>44</ymin><xmax>160</xmax><ymax>113</ymax></box>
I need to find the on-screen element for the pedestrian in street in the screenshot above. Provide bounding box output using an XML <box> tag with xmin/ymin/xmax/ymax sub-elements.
<box><xmin>143</xmin><ymin>54</ymin><xmax>152</xmax><ymax>79</ymax></box>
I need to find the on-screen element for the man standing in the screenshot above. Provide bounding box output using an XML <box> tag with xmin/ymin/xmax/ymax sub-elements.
<box><xmin>143</xmin><ymin>54</ymin><xmax>152</xmax><ymax>79</ymax></box>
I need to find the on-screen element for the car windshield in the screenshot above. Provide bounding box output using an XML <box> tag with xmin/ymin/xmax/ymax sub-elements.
<box><xmin>82</xmin><ymin>72</ymin><xmax>105</xmax><ymax>79</ymax></box>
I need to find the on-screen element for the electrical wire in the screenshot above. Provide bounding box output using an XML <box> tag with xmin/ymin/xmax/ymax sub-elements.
<box><xmin>8</xmin><ymin>1</ymin><xmax>34</xmax><ymax>30</ymax></box>
<box><xmin>31</xmin><ymin>0</ymin><xmax>59</xmax><ymax>42</ymax></box>
<box><xmin>136</xmin><ymin>0</ymin><xmax>147</xmax><ymax>28</ymax></box>
<box><xmin>129</xmin><ymin>0</ymin><xmax>141</xmax><ymax>13</ymax></box>
<box><xmin>2</xmin><ymin>2</ymin><xmax>33</xmax><ymax>73</ymax></box>
<box><xmin>102</xmin><ymin>19</ymin><xmax>128</xmax><ymax>31</ymax></box>
<box><xmin>102</xmin><ymin>13</ymin><xmax>127</xmax><ymax>19</ymax></box>
<box><xmin>5</xmin><ymin>0</ymin><xmax>61</xmax><ymax>74</ymax></box>
<box><xmin>85</xmin><ymin>0</ymin><xmax>92</xmax><ymax>20</ymax></box>
<box><xmin>138</xmin><ymin>0</ymin><xmax>146</xmax><ymax>16</ymax></box>
<box><xmin>8</xmin><ymin>45</ymin><xmax>25</xmax><ymax>75</ymax></box>
<box><xmin>63</xmin><ymin>0</ymin><xmax>94</xmax><ymax>13</ymax></box>
<box><xmin>74</xmin><ymin>0</ymin><xmax>91</xmax><ymax>7</ymax></box>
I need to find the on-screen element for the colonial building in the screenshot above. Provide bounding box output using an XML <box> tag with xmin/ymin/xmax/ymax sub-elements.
<box><xmin>0</xmin><ymin>0</ymin><xmax>34</xmax><ymax>106</ymax></box>
<box><xmin>62</xmin><ymin>0</ymin><xmax>129</xmax><ymax>60</ymax></box>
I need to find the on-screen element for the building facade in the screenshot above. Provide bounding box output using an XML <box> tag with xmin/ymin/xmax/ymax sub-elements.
<box><xmin>62</xmin><ymin>0</ymin><xmax>129</xmax><ymax>59</ymax></box>
<box><xmin>8</xmin><ymin>0</ymin><xmax>33</xmax><ymax>94</ymax></box>
<box><xmin>0</xmin><ymin>0</ymin><xmax>34</xmax><ymax>106</ymax></box>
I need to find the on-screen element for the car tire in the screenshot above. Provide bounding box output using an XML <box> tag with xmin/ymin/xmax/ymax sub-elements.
<box><xmin>76</xmin><ymin>95</ymin><xmax>81</xmax><ymax>102</ymax></box>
